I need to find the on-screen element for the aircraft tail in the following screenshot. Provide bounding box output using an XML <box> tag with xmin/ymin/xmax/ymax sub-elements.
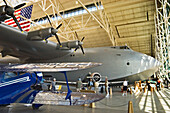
<box><xmin>4</xmin><ymin>5</ymin><xmax>33</xmax><ymax>32</ymax></box>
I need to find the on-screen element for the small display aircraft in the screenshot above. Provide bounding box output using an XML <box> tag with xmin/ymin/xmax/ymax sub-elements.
<box><xmin>0</xmin><ymin>62</ymin><xmax>104</xmax><ymax>109</ymax></box>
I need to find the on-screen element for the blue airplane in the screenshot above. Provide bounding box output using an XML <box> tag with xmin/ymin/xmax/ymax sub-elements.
<box><xmin>0</xmin><ymin>63</ymin><xmax>103</xmax><ymax>109</ymax></box>
<box><xmin>0</xmin><ymin>71</ymin><xmax>43</xmax><ymax>109</ymax></box>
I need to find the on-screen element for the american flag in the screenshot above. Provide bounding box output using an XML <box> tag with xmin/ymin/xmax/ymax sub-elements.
<box><xmin>4</xmin><ymin>5</ymin><xmax>33</xmax><ymax>32</ymax></box>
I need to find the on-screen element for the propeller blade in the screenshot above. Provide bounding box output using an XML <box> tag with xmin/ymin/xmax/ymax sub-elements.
<box><xmin>3</xmin><ymin>0</ymin><xmax>8</xmax><ymax>6</ymax></box>
<box><xmin>74</xmin><ymin>44</ymin><xmax>85</xmax><ymax>54</ymax></box>
<box><xmin>81</xmin><ymin>37</ymin><xmax>85</xmax><ymax>42</ymax></box>
<box><xmin>2</xmin><ymin>0</ymin><xmax>24</xmax><ymax>32</ymax></box>
<box><xmin>46</xmin><ymin>15</ymin><xmax>53</xmax><ymax>27</ymax></box>
<box><xmin>45</xmin><ymin>15</ymin><xmax>62</xmax><ymax>46</ymax></box>
<box><xmin>45</xmin><ymin>39</ymin><xmax>48</xmax><ymax>43</ymax></box>
<box><xmin>56</xmin><ymin>23</ymin><xmax>62</xmax><ymax>29</ymax></box>
<box><xmin>14</xmin><ymin>3</ymin><xmax>26</xmax><ymax>10</ymax></box>
<box><xmin>12</xmin><ymin>15</ymin><xmax>23</xmax><ymax>31</ymax></box>
<box><xmin>54</xmin><ymin>34</ymin><xmax>61</xmax><ymax>46</ymax></box>
<box><xmin>73</xmin><ymin>34</ymin><xmax>85</xmax><ymax>54</ymax></box>
<box><xmin>80</xmin><ymin>45</ymin><xmax>85</xmax><ymax>54</ymax></box>
<box><xmin>74</xmin><ymin>47</ymin><xmax>79</xmax><ymax>52</ymax></box>
<box><xmin>75</xmin><ymin>31</ymin><xmax>79</xmax><ymax>40</ymax></box>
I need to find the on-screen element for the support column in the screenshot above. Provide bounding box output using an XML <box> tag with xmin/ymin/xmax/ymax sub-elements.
<box><xmin>155</xmin><ymin>0</ymin><xmax>170</xmax><ymax>80</ymax></box>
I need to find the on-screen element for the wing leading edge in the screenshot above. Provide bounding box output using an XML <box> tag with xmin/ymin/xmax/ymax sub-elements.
<box><xmin>0</xmin><ymin>62</ymin><xmax>102</xmax><ymax>72</ymax></box>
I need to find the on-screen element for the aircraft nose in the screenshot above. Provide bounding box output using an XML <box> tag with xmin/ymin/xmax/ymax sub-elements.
<box><xmin>140</xmin><ymin>54</ymin><xmax>160</xmax><ymax>71</ymax></box>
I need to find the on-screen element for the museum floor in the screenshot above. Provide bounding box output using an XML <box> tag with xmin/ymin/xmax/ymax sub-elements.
<box><xmin>0</xmin><ymin>87</ymin><xmax>169</xmax><ymax>113</ymax></box>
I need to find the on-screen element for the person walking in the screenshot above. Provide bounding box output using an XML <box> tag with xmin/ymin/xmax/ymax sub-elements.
<box><xmin>50</xmin><ymin>78</ymin><xmax>56</xmax><ymax>93</ymax></box>
<box><xmin>94</xmin><ymin>81</ymin><xmax>99</xmax><ymax>93</ymax></box>
<box><xmin>157</xmin><ymin>78</ymin><xmax>161</xmax><ymax>91</ymax></box>
<box><xmin>122</xmin><ymin>79</ymin><xmax>128</xmax><ymax>96</ymax></box>
<box><xmin>76</xmin><ymin>77</ymin><xmax>82</xmax><ymax>92</ymax></box>
<box><xmin>88</xmin><ymin>78</ymin><xmax>93</xmax><ymax>90</ymax></box>
<box><xmin>105</xmin><ymin>77</ymin><xmax>109</xmax><ymax>97</ymax></box>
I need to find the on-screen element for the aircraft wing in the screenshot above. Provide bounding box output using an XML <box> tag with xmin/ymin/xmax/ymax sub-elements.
<box><xmin>55</xmin><ymin>81</ymin><xmax>88</xmax><ymax>85</ymax></box>
<box><xmin>99</xmin><ymin>81</ymin><xmax>125</xmax><ymax>85</ymax></box>
<box><xmin>0</xmin><ymin>62</ymin><xmax>102</xmax><ymax>72</ymax></box>
<box><xmin>54</xmin><ymin>81</ymin><xmax>125</xmax><ymax>86</ymax></box>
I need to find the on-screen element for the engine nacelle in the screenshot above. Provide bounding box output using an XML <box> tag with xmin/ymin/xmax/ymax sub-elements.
<box><xmin>91</xmin><ymin>72</ymin><xmax>102</xmax><ymax>82</ymax></box>
<box><xmin>26</xmin><ymin>27</ymin><xmax>53</xmax><ymax>41</ymax></box>
<box><xmin>60</xmin><ymin>41</ymin><xmax>82</xmax><ymax>48</ymax></box>
<box><xmin>0</xmin><ymin>6</ymin><xmax>6</xmax><ymax>15</ymax></box>
<box><xmin>0</xmin><ymin>6</ymin><xmax>11</xmax><ymax>21</ymax></box>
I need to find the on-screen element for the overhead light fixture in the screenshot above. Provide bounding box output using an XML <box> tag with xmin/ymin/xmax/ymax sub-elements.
<box><xmin>76</xmin><ymin>1</ymin><xmax>78</xmax><ymax>4</ymax></box>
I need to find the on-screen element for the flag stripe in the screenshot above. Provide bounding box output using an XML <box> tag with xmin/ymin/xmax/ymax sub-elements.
<box><xmin>5</xmin><ymin>17</ymin><xmax>20</xmax><ymax>23</ymax></box>
<box><xmin>7</xmin><ymin>20</ymin><xmax>30</xmax><ymax>28</ymax></box>
<box><xmin>23</xmin><ymin>29</ymin><xmax>30</xmax><ymax>32</ymax></box>
<box><xmin>14</xmin><ymin>9</ymin><xmax>21</xmax><ymax>13</ymax></box>
<box><xmin>13</xmin><ymin>21</ymin><xmax>30</xmax><ymax>27</ymax></box>
<box><xmin>13</xmin><ymin>24</ymin><xmax>30</xmax><ymax>29</ymax></box>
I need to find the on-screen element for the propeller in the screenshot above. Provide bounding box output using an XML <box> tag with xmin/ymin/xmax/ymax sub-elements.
<box><xmin>74</xmin><ymin>31</ymin><xmax>85</xmax><ymax>55</ymax></box>
<box><xmin>46</xmin><ymin>15</ymin><xmax>62</xmax><ymax>46</ymax></box>
<box><xmin>3</xmin><ymin>0</ymin><xmax>7</xmax><ymax>6</ymax></box>
<box><xmin>14</xmin><ymin>3</ymin><xmax>26</xmax><ymax>10</ymax></box>
<box><xmin>3</xmin><ymin>0</ymin><xmax>26</xmax><ymax>32</ymax></box>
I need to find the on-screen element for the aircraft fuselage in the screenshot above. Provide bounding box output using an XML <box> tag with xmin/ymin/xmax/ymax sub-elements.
<box><xmin>43</xmin><ymin>47</ymin><xmax>160</xmax><ymax>83</ymax></box>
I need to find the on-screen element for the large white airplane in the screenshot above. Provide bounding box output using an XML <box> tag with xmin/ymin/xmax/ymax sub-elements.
<box><xmin>0</xmin><ymin>1</ymin><xmax>160</xmax><ymax>84</ymax></box>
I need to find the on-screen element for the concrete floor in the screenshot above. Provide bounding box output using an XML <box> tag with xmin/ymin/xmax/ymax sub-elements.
<box><xmin>0</xmin><ymin>87</ymin><xmax>169</xmax><ymax>113</ymax></box>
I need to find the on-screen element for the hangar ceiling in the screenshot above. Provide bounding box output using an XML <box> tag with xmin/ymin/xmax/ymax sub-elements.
<box><xmin>0</xmin><ymin>0</ymin><xmax>156</xmax><ymax>57</ymax></box>
<box><xmin>102</xmin><ymin>0</ymin><xmax>155</xmax><ymax>56</ymax></box>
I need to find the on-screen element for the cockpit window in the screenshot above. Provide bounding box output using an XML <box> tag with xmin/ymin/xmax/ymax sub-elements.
<box><xmin>111</xmin><ymin>46</ymin><xmax>131</xmax><ymax>50</ymax></box>
<box><xmin>120</xmin><ymin>46</ymin><xmax>130</xmax><ymax>49</ymax></box>
<box><xmin>4</xmin><ymin>72</ymin><xmax>17</xmax><ymax>79</ymax></box>
<box><xmin>18</xmin><ymin>72</ymin><xmax>26</xmax><ymax>76</ymax></box>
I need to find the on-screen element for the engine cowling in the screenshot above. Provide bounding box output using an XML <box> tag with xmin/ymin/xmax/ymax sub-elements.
<box><xmin>60</xmin><ymin>40</ymin><xmax>82</xmax><ymax>48</ymax></box>
<box><xmin>91</xmin><ymin>72</ymin><xmax>101</xmax><ymax>82</ymax></box>
<box><xmin>26</xmin><ymin>27</ymin><xmax>53</xmax><ymax>41</ymax></box>
<box><xmin>0</xmin><ymin>6</ymin><xmax>6</xmax><ymax>15</ymax></box>
<box><xmin>0</xmin><ymin>6</ymin><xmax>11</xmax><ymax>21</ymax></box>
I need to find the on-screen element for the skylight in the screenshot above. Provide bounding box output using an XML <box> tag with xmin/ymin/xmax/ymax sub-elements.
<box><xmin>33</xmin><ymin>4</ymin><xmax>103</xmax><ymax>26</ymax></box>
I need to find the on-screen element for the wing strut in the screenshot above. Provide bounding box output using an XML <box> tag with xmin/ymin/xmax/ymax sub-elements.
<box><xmin>62</xmin><ymin>71</ymin><xmax>72</xmax><ymax>105</ymax></box>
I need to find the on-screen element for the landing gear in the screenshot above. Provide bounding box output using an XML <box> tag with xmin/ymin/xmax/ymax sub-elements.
<box><xmin>0</xmin><ymin>104</ymin><xmax>10</xmax><ymax>107</ymax></box>
<box><xmin>32</xmin><ymin>104</ymin><xmax>43</xmax><ymax>110</ymax></box>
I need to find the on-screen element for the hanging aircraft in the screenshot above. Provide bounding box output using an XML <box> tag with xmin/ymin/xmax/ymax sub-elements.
<box><xmin>0</xmin><ymin>1</ymin><xmax>160</xmax><ymax>84</ymax></box>
<box><xmin>0</xmin><ymin>62</ymin><xmax>104</xmax><ymax>109</ymax></box>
